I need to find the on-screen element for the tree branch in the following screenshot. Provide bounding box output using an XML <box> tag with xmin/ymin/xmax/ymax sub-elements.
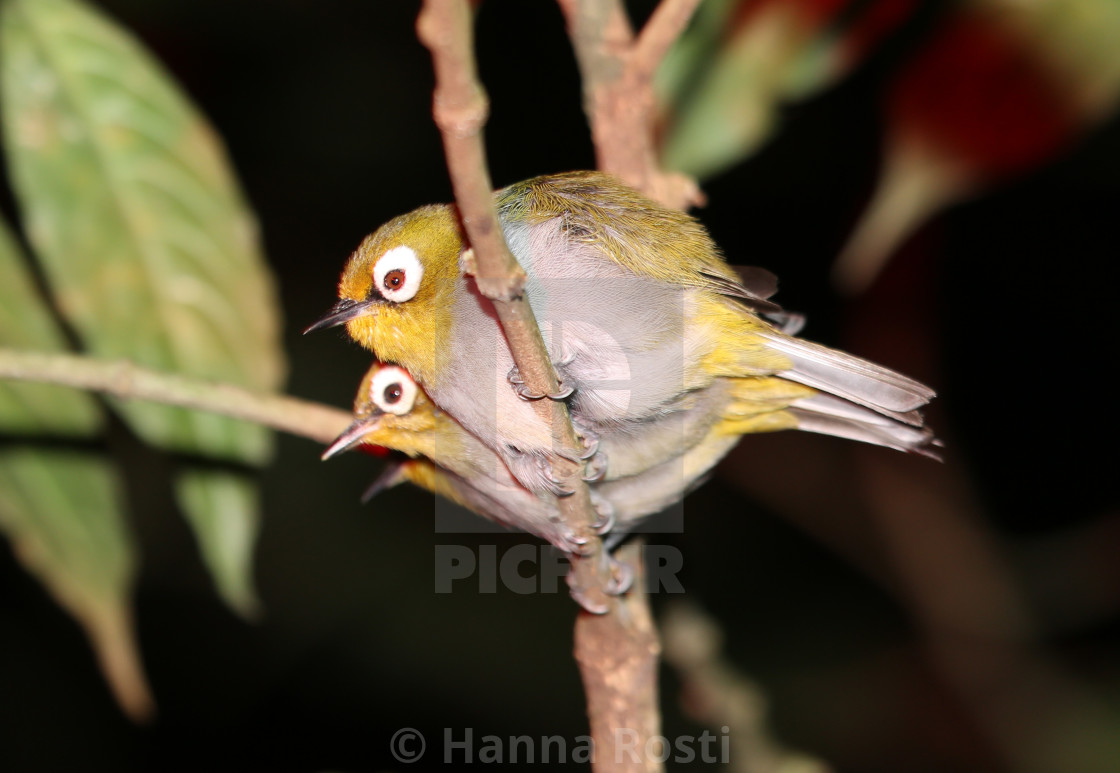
<box><xmin>417</xmin><ymin>1</ymin><xmax>705</xmax><ymax>768</ymax></box>
<box><xmin>574</xmin><ymin>541</ymin><xmax>664</xmax><ymax>773</ymax></box>
<box><xmin>416</xmin><ymin>3</ymin><xmax>679</xmax><ymax>770</ymax></box>
<box><xmin>662</xmin><ymin>601</ymin><xmax>833</xmax><ymax>773</ymax></box>
<box><xmin>0</xmin><ymin>348</ymin><xmax>352</xmax><ymax>445</ymax></box>
<box><xmin>557</xmin><ymin>0</ymin><xmax>703</xmax><ymax>210</ymax></box>
<box><xmin>416</xmin><ymin>0</ymin><xmax>612</xmax><ymax>614</ymax></box>
<box><xmin>631</xmin><ymin>0</ymin><xmax>704</xmax><ymax>82</ymax></box>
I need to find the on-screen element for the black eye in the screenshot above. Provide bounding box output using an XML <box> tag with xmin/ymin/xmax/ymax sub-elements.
<box><xmin>383</xmin><ymin>268</ymin><xmax>405</xmax><ymax>291</ymax></box>
<box><xmin>383</xmin><ymin>382</ymin><xmax>403</xmax><ymax>404</ymax></box>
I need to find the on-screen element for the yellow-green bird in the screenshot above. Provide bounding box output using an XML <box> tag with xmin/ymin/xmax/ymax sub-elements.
<box><xmin>324</xmin><ymin>363</ymin><xmax>750</xmax><ymax>556</ymax></box>
<box><xmin>308</xmin><ymin>171</ymin><xmax>937</xmax><ymax>495</ymax></box>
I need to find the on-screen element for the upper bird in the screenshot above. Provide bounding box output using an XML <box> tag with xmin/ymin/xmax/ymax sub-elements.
<box><xmin>307</xmin><ymin>171</ymin><xmax>938</xmax><ymax>494</ymax></box>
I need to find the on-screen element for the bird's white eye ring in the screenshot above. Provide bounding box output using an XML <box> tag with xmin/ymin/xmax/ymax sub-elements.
<box><xmin>373</xmin><ymin>245</ymin><xmax>423</xmax><ymax>303</ymax></box>
<box><xmin>369</xmin><ymin>366</ymin><xmax>419</xmax><ymax>416</ymax></box>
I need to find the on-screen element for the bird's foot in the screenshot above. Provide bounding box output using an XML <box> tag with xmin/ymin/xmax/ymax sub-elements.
<box><xmin>558</xmin><ymin>527</ymin><xmax>593</xmax><ymax>557</ymax></box>
<box><xmin>581</xmin><ymin>450</ymin><xmax>608</xmax><ymax>482</ymax></box>
<box><xmin>507</xmin><ymin>449</ymin><xmax>575</xmax><ymax>497</ymax></box>
<box><xmin>507</xmin><ymin>360</ymin><xmax>576</xmax><ymax>401</ymax></box>
<box><xmin>589</xmin><ymin>491</ymin><xmax>615</xmax><ymax>536</ymax></box>
<box><xmin>581</xmin><ymin>425</ymin><xmax>608</xmax><ymax>482</ymax></box>
<box><xmin>564</xmin><ymin>544</ymin><xmax>634</xmax><ymax>613</ymax></box>
<box><xmin>606</xmin><ymin>554</ymin><xmax>634</xmax><ymax>596</ymax></box>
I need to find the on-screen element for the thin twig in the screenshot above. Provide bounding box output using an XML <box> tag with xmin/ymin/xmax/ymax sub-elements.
<box><xmin>631</xmin><ymin>0</ymin><xmax>705</xmax><ymax>81</ymax></box>
<box><xmin>417</xmin><ymin>0</ymin><xmax>525</xmax><ymax>302</ymax></box>
<box><xmin>855</xmin><ymin>448</ymin><xmax>1120</xmax><ymax>773</ymax></box>
<box><xmin>415</xmin><ymin>0</ymin><xmax>612</xmax><ymax>614</ymax></box>
<box><xmin>557</xmin><ymin>0</ymin><xmax>703</xmax><ymax>210</ymax></box>
<box><xmin>0</xmin><ymin>348</ymin><xmax>352</xmax><ymax>444</ymax></box>
<box><xmin>662</xmin><ymin>602</ymin><xmax>832</xmax><ymax>773</ymax></box>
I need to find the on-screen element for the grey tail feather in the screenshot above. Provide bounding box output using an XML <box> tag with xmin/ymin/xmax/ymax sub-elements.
<box><xmin>722</xmin><ymin>266</ymin><xmax>807</xmax><ymax>334</ymax></box>
<box><xmin>729</xmin><ymin>265</ymin><xmax>779</xmax><ymax>299</ymax></box>
<box><xmin>764</xmin><ymin>310</ymin><xmax>806</xmax><ymax>336</ymax></box>
<box><xmin>760</xmin><ymin>330</ymin><xmax>935</xmax><ymax>418</ymax></box>
<box><xmin>791</xmin><ymin>394</ymin><xmax>942</xmax><ymax>459</ymax></box>
<box><xmin>706</xmin><ymin>267</ymin><xmax>783</xmax><ymax>314</ymax></box>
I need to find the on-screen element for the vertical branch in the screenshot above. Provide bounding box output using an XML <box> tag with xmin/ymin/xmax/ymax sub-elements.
<box><xmin>558</xmin><ymin>1</ymin><xmax>707</xmax><ymax>770</ymax></box>
<box><xmin>630</xmin><ymin>0</ymin><xmax>706</xmax><ymax>80</ymax></box>
<box><xmin>416</xmin><ymin>0</ymin><xmax>523</xmax><ymax>300</ymax></box>
<box><xmin>418</xmin><ymin>2</ymin><xmax>703</xmax><ymax>770</ymax></box>
<box><xmin>574</xmin><ymin>541</ymin><xmax>664</xmax><ymax>773</ymax></box>
<box><xmin>557</xmin><ymin>0</ymin><xmax>704</xmax><ymax>210</ymax></box>
<box><xmin>556</xmin><ymin>0</ymin><xmax>639</xmax><ymax>176</ymax></box>
<box><xmin>415</xmin><ymin>0</ymin><xmax>612</xmax><ymax>613</ymax></box>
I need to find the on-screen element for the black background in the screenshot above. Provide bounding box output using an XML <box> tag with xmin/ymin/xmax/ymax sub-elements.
<box><xmin>2</xmin><ymin>1</ymin><xmax>1119</xmax><ymax>771</ymax></box>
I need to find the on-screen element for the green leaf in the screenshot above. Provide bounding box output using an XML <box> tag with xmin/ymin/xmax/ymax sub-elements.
<box><xmin>175</xmin><ymin>468</ymin><xmax>262</xmax><ymax>619</ymax></box>
<box><xmin>656</xmin><ymin>0</ymin><xmax>850</xmax><ymax>180</ymax></box>
<box><xmin>0</xmin><ymin>216</ymin><xmax>100</xmax><ymax>434</ymax></box>
<box><xmin>0</xmin><ymin>0</ymin><xmax>286</xmax><ymax>464</ymax></box>
<box><xmin>0</xmin><ymin>0</ymin><xmax>287</xmax><ymax>618</ymax></box>
<box><xmin>657</xmin><ymin>0</ymin><xmax>784</xmax><ymax>180</ymax></box>
<box><xmin>0</xmin><ymin>218</ymin><xmax>152</xmax><ymax>720</ymax></box>
<box><xmin>0</xmin><ymin>448</ymin><xmax>152</xmax><ymax>720</ymax></box>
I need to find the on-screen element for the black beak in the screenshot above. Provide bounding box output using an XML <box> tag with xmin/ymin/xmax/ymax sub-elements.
<box><xmin>303</xmin><ymin>298</ymin><xmax>375</xmax><ymax>335</ymax></box>
<box><xmin>321</xmin><ymin>418</ymin><xmax>377</xmax><ymax>460</ymax></box>
<box><xmin>361</xmin><ymin>460</ymin><xmax>407</xmax><ymax>503</ymax></box>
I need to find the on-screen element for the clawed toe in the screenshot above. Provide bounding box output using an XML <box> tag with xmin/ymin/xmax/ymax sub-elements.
<box><xmin>508</xmin><ymin>365</ymin><xmax>575</xmax><ymax>401</ymax></box>
<box><xmin>537</xmin><ymin>456</ymin><xmax>575</xmax><ymax>497</ymax></box>
<box><xmin>573</xmin><ymin>425</ymin><xmax>607</xmax><ymax>480</ymax></box>
<box><xmin>581</xmin><ymin>452</ymin><xmax>608</xmax><ymax>482</ymax></box>
<box><xmin>606</xmin><ymin>557</ymin><xmax>634</xmax><ymax>596</ymax></box>
<box><xmin>561</xmin><ymin>538</ymin><xmax>633</xmax><ymax>612</ymax></box>
<box><xmin>590</xmin><ymin>496</ymin><xmax>615</xmax><ymax>536</ymax></box>
<box><xmin>547</xmin><ymin>477</ymin><xmax>575</xmax><ymax>497</ymax></box>
<box><xmin>561</xmin><ymin>531</ymin><xmax>594</xmax><ymax>557</ymax></box>
<box><xmin>577</xmin><ymin>430</ymin><xmax>599</xmax><ymax>460</ymax></box>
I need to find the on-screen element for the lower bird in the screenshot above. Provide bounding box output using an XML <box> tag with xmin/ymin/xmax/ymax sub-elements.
<box><xmin>323</xmin><ymin>361</ymin><xmax>936</xmax><ymax>609</ymax></box>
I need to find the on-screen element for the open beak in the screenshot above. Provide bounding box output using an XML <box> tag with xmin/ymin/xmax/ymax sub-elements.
<box><xmin>303</xmin><ymin>298</ymin><xmax>376</xmax><ymax>334</ymax></box>
<box><xmin>321</xmin><ymin>418</ymin><xmax>378</xmax><ymax>460</ymax></box>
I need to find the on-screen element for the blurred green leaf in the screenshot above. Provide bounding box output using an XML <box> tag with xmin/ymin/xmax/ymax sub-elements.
<box><xmin>0</xmin><ymin>0</ymin><xmax>287</xmax><ymax>617</ymax></box>
<box><xmin>0</xmin><ymin>0</ymin><xmax>286</xmax><ymax>462</ymax></box>
<box><xmin>657</xmin><ymin>0</ymin><xmax>862</xmax><ymax>180</ymax></box>
<box><xmin>175</xmin><ymin>468</ymin><xmax>262</xmax><ymax>618</ymax></box>
<box><xmin>0</xmin><ymin>216</ymin><xmax>100</xmax><ymax>434</ymax></box>
<box><xmin>656</xmin><ymin>0</ymin><xmax>736</xmax><ymax>113</ymax></box>
<box><xmin>0</xmin><ymin>217</ymin><xmax>152</xmax><ymax>720</ymax></box>
<box><xmin>657</xmin><ymin>0</ymin><xmax>787</xmax><ymax>180</ymax></box>
<box><xmin>0</xmin><ymin>448</ymin><xmax>152</xmax><ymax>720</ymax></box>
<box><xmin>980</xmin><ymin>0</ymin><xmax>1120</xmax><ymax>118</ymax></box>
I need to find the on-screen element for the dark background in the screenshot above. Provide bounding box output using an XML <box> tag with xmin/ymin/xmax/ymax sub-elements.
<box><xmin>2</xmin><ymin>1</ymin><xmax>1119</xmax><ymax>771</ymax></box>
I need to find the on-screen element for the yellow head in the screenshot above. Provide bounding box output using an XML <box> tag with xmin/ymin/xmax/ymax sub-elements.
<box><xmin>321</xmin><ymin>362</ymin><xmax>465</xmax><ymax>465</ymax></box>
<box><xmin>306</xmin><ymin>205</ymin><xmax>464</xmax><ymax>384</ymax></box>
<box><xmin>323</xmin><ymin>364</ymin><xmax>520</xmax><ymax>518</ymax></box>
